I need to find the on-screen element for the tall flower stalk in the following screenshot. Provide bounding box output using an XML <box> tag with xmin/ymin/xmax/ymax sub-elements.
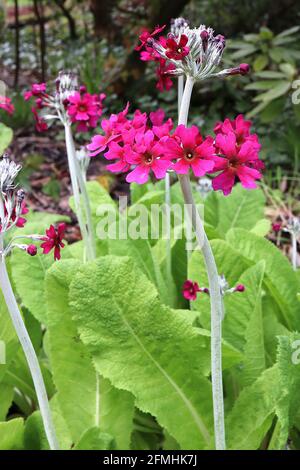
<box><xmin>24</xmin><ymin>71</ymin><xmax>103</xmax><ymax>262</ymax></box>
<box><xmin>177</xmin><ymin>76</ymin><xmax>225</xmax><ymax>450</ymax></box>
<box><xmin>64</xmin><ymin>123</ymin><xmax>96</xmax><ymax>261</ymax></box>
<box><xmin>0</xmin><ymin>156</ymin><xmax>60</xmax><ymax>450</ymax></box>
<box><xmin>88</xmin><ymin>18</ymin><xmax>263</xmax><ymax>449</ymax></box>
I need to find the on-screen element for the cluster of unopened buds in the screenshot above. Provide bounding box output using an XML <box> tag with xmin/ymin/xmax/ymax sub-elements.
<box><xmin>135</xmin><ymin>18</ymin><xmax>250</xmax><ymax>91</ymax></box>
<box><xmin>88</xmin><ymin>105</ymin><xmax>264</xmax><ymax>195</ymax></box>
<box><xmin>0</xmin><ymin>154</ymin><xmax>65</xmax><ymax>261</ymax></box>
<box><xmin>182</xmin><ymin>276</ymin><xmax>245</xmax><ymax>301</ymax></box>
<box><xmin>24</xmin><ymin>71</ymin><xmax>105</xmax><ymax>133</ymax></box>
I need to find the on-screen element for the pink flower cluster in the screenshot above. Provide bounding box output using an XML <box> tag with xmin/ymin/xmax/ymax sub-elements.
<box><xmin>212</xmin><ymin>114</ymin><xmax>263</xmax><ymax>195</ymax></box>
<box><xmin>87</xmin><ymin>106</ymin><xmax>174</xmax><ymax>184</ymax></box>
<box><xmin>88</xmin><ymin>107</ymin><xmax>263</xmax><ymax>194</ymax></box>
<box><xmin>24</xmin><ymin>82</ymin><xmax>105</xmax><ymax>133</ymax></box>
<box><xmin>135</xmin><ymin>25</ymin><xmax>179</xmax><ymax>92</ymax></box>
<box><xmin>0</xmin><ymin>96</ymin><xmax>14</xmax><ymax>115</ymax></box>
<box><xmin>67</xmin><ymin>87</ymin><xmax>106</xmax><ymax>132</ymax></box>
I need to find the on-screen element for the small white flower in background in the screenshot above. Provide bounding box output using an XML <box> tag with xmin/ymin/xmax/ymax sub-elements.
<box><xmin>197</xmin><ymin>177</ymin><xmax>213</xmax><ymax>199</ymax></box>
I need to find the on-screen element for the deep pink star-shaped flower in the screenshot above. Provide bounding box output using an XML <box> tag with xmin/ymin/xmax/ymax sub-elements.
<box><xmin>162</xmin><ymin>125</ymin><xmax>215</xmax><ymax>177</ymax></box>
<box><xmin>135</xmin><ymin>24</ymin><xmax>166</xmax><ymax>51</ymax></box>
<box><xmin>165</xmin><ymin>34</ymin><xmax>189</xmax><ymax>60</ymax></box>
<box><xmin>0</xmin><ymin>96</ymin><xmax>14</xmax><ymax>115</ymax></box>
<box><xmin>41</xmin><ymin>223</ymin><xmax>66</xmax><ymax>261</ymax></box>
<box><xmin>212</xmin><ymin>132</ymin><xmax>263</xmax><ymax>195</ymax></box>
<box><xmin>182</xmin><ymin>280</ymin><xmax>201</xmax><ymax>301</ymax></box>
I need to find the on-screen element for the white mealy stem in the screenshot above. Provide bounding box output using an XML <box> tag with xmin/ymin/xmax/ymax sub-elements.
<box><xmin>64</xmin><ymin>124</ymin><xmax>96</xmax><ymax>261</ymax></box>
<box><xmin>164</xmin><ymin>171</ymin><xmax>172</xmax><ymax>290</ymax></box>
<box><xmin>177</xmin><ymin>75</ymin><xmax>226</xmax><ymax>450</ymax></box>
<box><xmin>291</xmin><ymin>233</ymin><xmax>298</xmax><ymax>271</ymax></box>
<box><xmin>178</xmin><ymin>75</ymin><xmax>184</xmax><ymax>111</ymax></box>
<box><xmin>0</xmin><ymin>236</ymin><xmax>59</xmax><ymax>450</ymax></box>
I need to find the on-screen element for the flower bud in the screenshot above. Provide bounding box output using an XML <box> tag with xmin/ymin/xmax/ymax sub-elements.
<box><xmin>239</xmin><ymin>63</ymin><xmax>250</xmax><ymax>75</ymax></box>
<box><xmin>225</xmin><ymin>63</ymin><xmax>250</xmax><ymax>76</ymax></box>
<box><xmin>200</xmin><ymin>30</ymin><xmax>209</xmax><ymax>41</ymax></box>
<box><xmin>272</xmin><ymin>222</ymin><xmax>282</xmax><ymax>233</ymax></box>
<box><xmin>235</xmin><ymin>284</ymin><xmax>245</xmax><ymax>292</ymax></box>
<box><xmin>27</xmin><ymin>244</ymin><xmax>37</xmax><ymax>256</ymax></box>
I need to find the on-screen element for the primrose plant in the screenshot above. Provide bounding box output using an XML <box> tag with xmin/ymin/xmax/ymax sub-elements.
<box><xmin>24</xmin><ymin>72</ymin><xmax>105</xmax><ymax>262</ymax></box>
<box><xmin>87</xmin><ymin>19</ymin><xmax>264</xmax><ymax>450</ymax></box>
<box><xmin>0</xmin><ymin>153</ymin><xmax>66</xmax><ymax>450</ymax></box>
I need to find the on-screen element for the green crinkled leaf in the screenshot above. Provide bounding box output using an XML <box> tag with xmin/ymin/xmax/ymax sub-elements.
<box><xmin>24</xmin><ymin>395</ymin><xmax>72</xmax><ymax>450</ymax></box>
<box><xmin>226</xmin><ymin>334</ymin><xmax>300</xmax><ymax>450</ymax></box>
<box><xmin>223</xmin><ymin>261</ymin><xmax>265</xmax><ymax>354</ymax></box>
<box><xmin>226</xmin><ymin>366</ymin><xmax>279</xmax><ymax>449</ymax></box>
<box><xmin>70</xmin><ymin>180</ymin><xmax>115</xmax><ymax>257</ymax></box>
<box><xmin>238</xmin><ymin>261</ymin><xmax>266</xmax><ymax>387</ymax></box>
<box><xmin>0</xmin><ymin>290</ymin><xmax>19</xmax><ymax>382</ymax></box>
<box><xmin>0</xmin><ymin>418</ymin><xmax>24</xmax><ymax>450</ymax></box>
<box><xmin>0</xmin><ymin>123</ymin><xmax>13</xmax><ymax>155</ymax></box>
<box><xmin>262</xmin><ymin>296</ymin><xmax>290</xmax><ymax>365</ymax></box>
<box><xmin>46</xmin><ymin>259</ymin><xmax>96</xmax><ymax>443</ymax></box>
<box><xmin>153</xmin><ymin>232</ymin><xmax>188</xmax><ymax>308</ymax></box>
<box><xmin>109</xmin><ymin>238</ymin><xmax>171</xmax><ymax>307</ymax></box>
<box><xmin>10</xmin><ymin>252</ymin><xmax>59</xmax><ymax>324</ymax></box>
<box><xmin>46</xmin><ymin>260</ymin><xmax>135</xmax><ymax>448</ymax></box>
<box><xmin>0</xmin><ymin>383</ymin><xmax>14</xmax><ymax>420</ymax></box>
<box><xmin>4</xmin><ymin>346</ymin><xmax>55</xmax><ymax>407</ymax></box>
<box><xmin>100</xmin><ymin>378</ymin><xmax>135</xmax><ymax>450</ymax></box>
<box><xmin>70</xmin><ymin>256</ymin><xmax>215</xmax><ymax>450</ymax></box>
<box><xmin>271</xmin><ymin>333</ymin><xmax>300</xmax><ymax>449</ymax></box>
<box><xmin>226</xmin><ymin>229</ymin><xmax>300</xmax><ymax>330</ymax></box>
<box><xmin>250</xmin><ymin>219</ymin><xmax>271</xmax><ymax>237</ymax></box>
<box><xmin>129</xmin><ymin>190</ymin><xmax>165</xmax><ymax>216</ymax></box>
<box><xmin>204</xmin><ymin>184</ymin><xmax>265</xmax><ymax>237</ymax></box>
<box><xmin>74</xmin><ymin>427</ymin><xmax>115</xmax><ymax>450</ymax></box>
<box><xmin>188</xmin><ymin>239</ymin><xmax>249</xmax><ymax>329</ymax></box>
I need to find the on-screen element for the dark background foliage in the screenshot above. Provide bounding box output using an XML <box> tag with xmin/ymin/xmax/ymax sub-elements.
<box><xmin>0</xmin><ymin>0</ymin><xmax>299</xmax><ymax>208</ymax></box>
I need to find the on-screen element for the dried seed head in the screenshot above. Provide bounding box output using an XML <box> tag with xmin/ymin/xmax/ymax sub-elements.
<box><xmin>151</xmin><ymin>20</ymin><xmax>248</xmax><ymax>82</ymax></box>
<box><xmin>56</xmin><ymin>71</ymin><xmax>78</xmax><ymax>101</ymax></box>
<box><xmin>0</xmin><ymin>153</ymin><xmax>22</xmax><ymax>193</ymax></box>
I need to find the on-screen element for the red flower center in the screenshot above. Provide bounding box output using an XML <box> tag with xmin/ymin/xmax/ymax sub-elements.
<box><xmin>144</xmin><ymin>153</ymin><xmax>154</xmax><ymax>165</ymax></box>
<box><xmin>228</xmin><ymin>158</ymin><xmax>240</xmax><ymax>170</ymax></box>
<box><xmin>184</xmin><ymin>150</ymin><xmax>195</xmax><ymax>162</ymax></box>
